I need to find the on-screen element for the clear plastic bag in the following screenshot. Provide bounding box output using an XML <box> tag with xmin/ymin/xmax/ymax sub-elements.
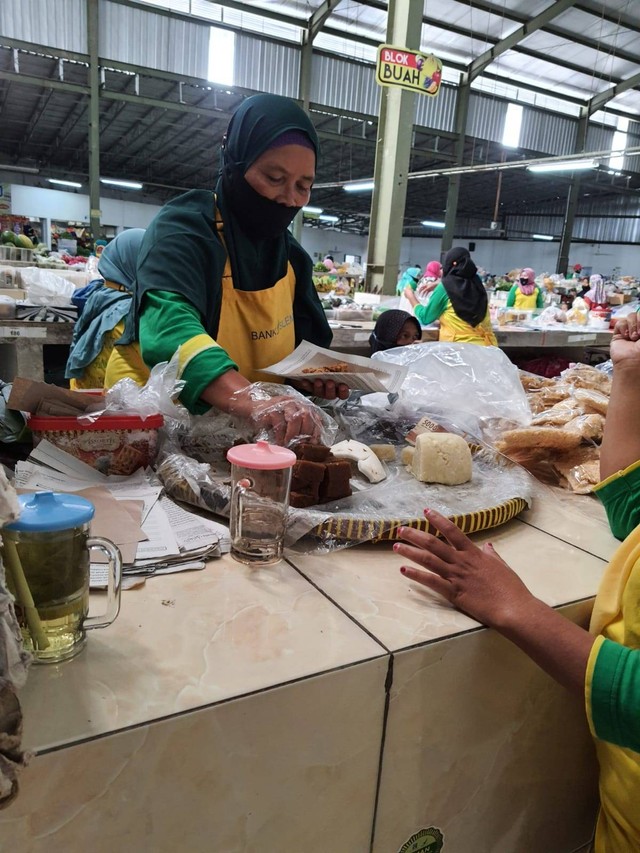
<box><xmin>20</xmin><ymin>268</ymin><xmax>76</xmax><ymax>306</ymax></box>
<box><xmin>372</xmin><ymin>342</ymin><xmax>531</xmax><ymax>439</ymax></box>
<box><xmin>228</xmin><ymin>382</ymin><xmax>338</xmax><ymax>449</ymax></box>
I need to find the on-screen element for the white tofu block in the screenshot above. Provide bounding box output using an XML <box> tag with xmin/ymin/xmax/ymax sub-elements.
<box><xmin>411</xmin><ymin>433</ymin><xmax>472</xmax><ymax>485</ymax></box>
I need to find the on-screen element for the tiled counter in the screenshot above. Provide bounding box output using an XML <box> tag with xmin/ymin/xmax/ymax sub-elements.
<box><xmin>291</xmin><ymin>516</ymin><xmax>620</xmax><ymax>853</ymax></box>
<box><xmin>1</xmin><ymin>558</ymin><xmax>388</xmax><ymax>852</ymax></box>
<box><xmin>1</xmin><ymin>492</ymin><xmax>620</xmax><ymax>852</ymax></box>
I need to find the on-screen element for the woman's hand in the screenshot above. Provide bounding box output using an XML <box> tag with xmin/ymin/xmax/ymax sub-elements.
<box><xmin>294</xmin><ymin>378</ymin><xmax>350</xmax><ymax>400</ymax></box>
<box><xmin>417</xmin><ymin>280</ymin><xmax>436</xmax><ymax>298</ymax></box>
<box><xmin>394</xmin><ymin>509</ymin><xmax>536</xmax><ymax>630</ymax></box>
<box><xmin>229</xmin><ymin>391</ymin><xmax>325</xmax><ymax>445</ymax></box>
<box><xmin>403</xmin><ymin>286</ymin><xmax>419</xmax><ymax>308</ymax></box>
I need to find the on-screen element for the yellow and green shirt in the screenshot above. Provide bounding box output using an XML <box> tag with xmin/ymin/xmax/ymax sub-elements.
<box><xmin>588</xmin><ymin>461</ymin><xmax>640</xmax><ymax>851</ymax></box>
<box><xmin>413</xmin><ymin>283</ymin><xmax>497</xmax><ymax>346</ymax></box>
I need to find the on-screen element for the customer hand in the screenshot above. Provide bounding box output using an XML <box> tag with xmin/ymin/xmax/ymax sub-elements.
<box><xmin>294</xmin><ymin>378</ymin><xmax>350</xmax><ymax>400</ymax></box>
<box><xmin>611</xmin><ymin>312</ymin><xmax>640</xmax><ymax>366</ymax></box>
<box><xmin>394</xmin><ymin>509</ymin><xmax>535</xmax><ymax>630</ymax></box>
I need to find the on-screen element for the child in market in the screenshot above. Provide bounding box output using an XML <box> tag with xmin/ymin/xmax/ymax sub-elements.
<box><xmin>394</xmin><ymin>310</ymin><xmax>640</xmax><ymax>852</ymax></box>
<box><xmin>369</xmin><ymin>309</ymin><xmax>421</xmax><ymax>355</ymax></box>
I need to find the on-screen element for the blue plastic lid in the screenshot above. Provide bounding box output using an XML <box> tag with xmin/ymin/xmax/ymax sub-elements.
<box><xmin>4</xmin><ymin>492</ymin><xmax>95</xmax><ymax>532</ymax></box>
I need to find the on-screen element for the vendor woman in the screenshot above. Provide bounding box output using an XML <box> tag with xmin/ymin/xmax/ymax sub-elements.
<box><xmin>506</xmin><ymin>268</ymin><xmax>544</xmax><ymax>310</ymax></box>
<box><xmin>403</xmin><ymin>247</ymin><xmax>497</xmax><ymax>346</ymax></box>
<box><xmin>104</xmin><ymin>94</ymin><xmax>348</xmax><ymax>440</ymax></box>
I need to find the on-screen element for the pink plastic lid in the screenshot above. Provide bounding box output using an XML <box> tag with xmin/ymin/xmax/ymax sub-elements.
<box><xmin>226</xmin><ymin>440</ymin><xmax>296</xmax><ymax>470</ymax></box>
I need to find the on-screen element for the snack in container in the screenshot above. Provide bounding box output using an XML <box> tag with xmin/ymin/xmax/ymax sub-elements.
<box><xmin>28</xmin><ymin>413</ymin><xmax>164</xmax><ymax>475</ymax></box>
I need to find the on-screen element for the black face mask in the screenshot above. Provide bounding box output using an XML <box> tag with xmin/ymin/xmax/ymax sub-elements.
<box><xmin>222</xmin><ymin>166</ymin><xmax>300</xmax><ymax>240</ymax></box>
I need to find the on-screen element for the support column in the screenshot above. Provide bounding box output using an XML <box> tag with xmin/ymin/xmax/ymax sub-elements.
<box><xmin>87</xmin><ymin>0</ymin><xmax>101</xmax><ymax>245</ymax></box>
<box><xmin>365</xmin><ymin>0</ymin><xmax>423</xmax><ymax>295</ymax></box>
<box><xmin>441</xmin><ymin>76</ymin><xmax>469</xmax><ymax>257</ymax></box>
<box><xmin>557</xmin><ymin>109</ymin><xmax>588</xmax><ymax>275</ymax></box>
<box><xmin>292</xmin><ymin>39</ymin><xmax>314</xmax><ymax>244</ymax></box>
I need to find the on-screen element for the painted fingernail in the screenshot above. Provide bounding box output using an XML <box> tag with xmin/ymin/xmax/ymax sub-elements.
<box><xmin>393</xmin><ymin>542</ymin><xmax>400</xmax><ymax>551</ymax></box>
<box><xmin>400</xmin><ymin>566</ymin><xmax>407</xmax><ymax>574</ymax></box>
<box><xmin>424</xmin><ymin>508</ymin><xmax>431</xmax><ymax>516</ymax></box>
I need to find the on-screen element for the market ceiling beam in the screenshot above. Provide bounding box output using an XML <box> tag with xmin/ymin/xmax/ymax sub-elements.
<box><xmin>354</xmin><ymin>0</ymin><xmax>640</xmax><ymax>74</ymax></box>
<box><xmin>0</xmin><ymin>70</ymin><xmax>88</xmax><ymax>96</ymax></box>
<box><xmin>87</xmin><ymin>0</ymin><xmax>101</xmax><ymax>239</ymax></box>
<box><xmin>557</xmin><ymin>109</ymin><xmax>589</xmax><ymax>276</ymax></box>
<box><xmin>108</xmin><ymin>0</ymin><xmax>305</xmax><ymax>32</ymax></box>
<box><xmin>469</xmin><ymin>0</ymin><xmax>577</xmax><ymax>80</ymax></box>
<box><xmin>588</xmin><ymin>70</ymin><xmax>640</xmax><ymax>116</ymax></box>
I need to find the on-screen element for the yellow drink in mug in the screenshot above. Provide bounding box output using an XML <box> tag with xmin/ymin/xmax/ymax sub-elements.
<box><xmin>2</xmin><ymin>492</ymin><xmax>122</xmax><ymax>663</ymax></box>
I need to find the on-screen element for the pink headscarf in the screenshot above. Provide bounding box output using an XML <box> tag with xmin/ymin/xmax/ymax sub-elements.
<box><xmin>518</xmin><ymin>267</ymin><xmax>536</xmax><ymax>296</ymax></box>
<box><xmin>425</xmin><ymin>260</ymin><xmax>442</xmax><ymax>279</ymax></box>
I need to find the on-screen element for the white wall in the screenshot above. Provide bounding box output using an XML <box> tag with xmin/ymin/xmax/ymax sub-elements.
<box><xmin>10</xmin><ymin>185</ymin><xmax>162</xmax><ymax>229</ymax></box>
<box><xmin>299</xmin><ymin>226</ymin><xmax>368</xmax><ymax>263</ymax></box>
<box><xmin>10</xmin><ymin>185</ymin><xmax>638</xmax><ymax>277</ymax></box>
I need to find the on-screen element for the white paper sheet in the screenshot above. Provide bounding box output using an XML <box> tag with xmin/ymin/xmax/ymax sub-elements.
<box><xmin>158</xmin><ymin>496</ymin><xmax>230</xmax><ymax>554</ymax></box>
<box><xmin>263</xmin><ymin>341</ymin><xmax>407</xmax><ymax>393</ymax></box>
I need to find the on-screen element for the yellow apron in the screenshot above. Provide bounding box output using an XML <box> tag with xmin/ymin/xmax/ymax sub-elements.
<box><xmin>513</xmin><ymin>287</ymin><xmax>539</xmax><ymax>310</ymax></box>
<box><xmin>438</xmin><ymin>304</ymin><xmax>497</xmax><ymax>346</ymax></box>
<box><xmin>104</xmin><ymin>210</ymin><xmax>296</xmax><ymax>388</ymax></box>
<box><xmin>214</xmin><ymin>213</ymin><xmax>295</xmax><ymax>383</ymax></box>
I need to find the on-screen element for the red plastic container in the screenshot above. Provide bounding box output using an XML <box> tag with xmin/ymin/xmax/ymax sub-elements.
<box><xmin>29</xmin><ymin>413</ymin><xmax>164</xmax><ymax>476</ymax></box>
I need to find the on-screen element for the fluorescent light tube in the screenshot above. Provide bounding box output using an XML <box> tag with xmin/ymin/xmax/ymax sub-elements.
<box><xmin>528</xmin><ymin>160</ymin><xmax>595</xmax><ymax>173</ymax></box>
<box><xmin>302</xmin><ymin>206</ymin><xmax>323</xmax><ymax>215</ymax></box>
<box><xmin>100</xmin><ymin>178</ymin><xmax>143</xmax><ymax>189</ymax></box>
<box><xmin>344</xmin><ymin>181</ymin><xmax>375</xmax><ymax>192</ymax></box>
<box><xmin>47</xmin><ymin>178</ymin><xmax>82</xmax><ymax>188</ymax></box>
<box><xmin>421</xmin><ymin>220</ymin><xmax>445</xmax><ymax>228</ymax></box>
<box><xmin>319</xmin><ymin>214</ymin><xmax>339</xmax><ymax>223</ymax></box>
<box><xmin>532</xmin><ymin>233</ymin><xmax>554</xmax><ymax>240</ymax></box>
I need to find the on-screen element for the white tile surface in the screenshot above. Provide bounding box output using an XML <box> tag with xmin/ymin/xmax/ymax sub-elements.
<box><xmin>372</xmin><ymin>602</ymin><xmax>599</xmax><ymax>853</ymax></box>
<box><xmin>289</xmin><ymin>519</ymin><xmax>608</xmax><ymax>652</ymax></box>
<box><xmin>3</xmin><ymin>658</ymin><xmax>388</xmax><ymax>853</ymax></box>
<box><xmin>18</xmin><ymin>554</ymin><xmax>384</xmax><ymax>752</ymax></box>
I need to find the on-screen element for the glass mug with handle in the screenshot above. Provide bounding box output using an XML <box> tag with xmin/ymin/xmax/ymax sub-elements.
<box><xmin>2</xmin><ymin>492</ymin><xmax>122</xmax><ymax>663</ymax></box>
<box><xmin>226</xmin><ymin>441</ymin><xmax>297</xmax><ymax>566</ymax></box>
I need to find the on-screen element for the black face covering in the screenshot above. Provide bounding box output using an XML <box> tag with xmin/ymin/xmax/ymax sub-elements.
<box><xmin>223</xmin><ymin>166</ymin><xmax>300</xmax><ymax>241</ymax></box>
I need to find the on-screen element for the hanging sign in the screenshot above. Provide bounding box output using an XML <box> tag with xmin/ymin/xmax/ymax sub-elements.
<box><xmin>376</xmin><ymin>45</ymin><xmax>442</xmax><ymax>96</ymax></box>
<box><xmin>0</xmin><ymin>184</ymin><xmax>11</xmax><ymax>215</ymax></box>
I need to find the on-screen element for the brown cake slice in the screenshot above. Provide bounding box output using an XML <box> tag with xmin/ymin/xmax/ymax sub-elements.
<box><xmin>319</xmin><ymin>459</ymin><xmax>353</xmax><ymax>502</ymax></box>
<box><xmin>294</xmin><ymin>443</ymin><xmax>332</xmax><ymax>462</ymax></box>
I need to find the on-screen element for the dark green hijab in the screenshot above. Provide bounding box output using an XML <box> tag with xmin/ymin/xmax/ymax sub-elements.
<box><xmin>216</xmin><ymin>93</ymin><xmax>319</xmax><ymax>292</ymax></box>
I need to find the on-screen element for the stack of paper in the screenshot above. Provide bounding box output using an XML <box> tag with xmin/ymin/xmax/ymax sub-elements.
<box><xmin>14</xmin><ymin>440</ymin><xmax>230</xmax><ymax>588</ymax></box>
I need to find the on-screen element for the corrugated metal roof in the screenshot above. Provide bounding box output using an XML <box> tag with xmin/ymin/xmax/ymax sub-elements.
<box><xmin>0</xmin><ymin>0</ymin><xmax>86</xmax><ymax>53</ymax></box>
<box><xmin>520</xmin><ymin>108</ymin><xmax>577</xmax><ymax>156</ymax></box>
<box><xmin>234</xmin><ymin>34</ymin><xmax>300</xmax><ymax>98</ymax></box>
<box><xmin>100</xmin><ymin>1</ymin><xmax>210</xmax><ymax>77</ymax></box>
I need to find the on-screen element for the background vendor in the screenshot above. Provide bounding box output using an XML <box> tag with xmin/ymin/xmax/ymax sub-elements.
<box><xmin>403</xmin><ymin>247</ymin><xmax>497</xmax><ymax>346</ymax></box>
<box><xmin>65</xmin><ymin>229</ymin><xmax>145</xmax><ymax>390</ymax></box>
<box><xmin>104</xmin><ymin>94</ymin><xmax>348</xmax><ymax>438</ymax></box>
<box><xmin>506</xmin><ymin>268</ymin><xmax>544</xmax><ymax>310</ymax></box>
